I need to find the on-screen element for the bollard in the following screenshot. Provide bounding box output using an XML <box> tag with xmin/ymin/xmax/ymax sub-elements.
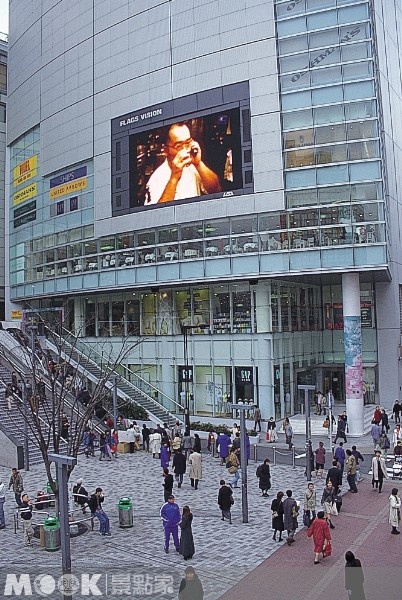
<box><xmin>292</xmin><ymin>446</ymin><xmax>296</xmax><ymax>468</ymax></box>
<box><xmin>253</xmin><ymin>444</ymin><xmax>258</xmax><ymax>463</ymax></box>
<box><xmin>273</xmin><ymin>446</ymin><xmax>276</xmax><ymax>466</ymax></box>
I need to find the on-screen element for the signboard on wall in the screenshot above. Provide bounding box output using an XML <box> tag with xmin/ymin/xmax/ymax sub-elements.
<box><xmin>235</xmin><ymin>367</ymin><xmax>253</xmax><ymax>384</ymax></box>
<box><xmin>178</xmin><ymin>365</ymin><xmax>193</xmax><ymax>383</ymax></box>
<box><xmin>324</xmin><ymin>301</ymin><xmax>373</xmax><ymax>329</ymax></box>
<box><xmin>13</xmin><ymin>154</ymin><xmax>38</xmax><ymax>187</ymax></box>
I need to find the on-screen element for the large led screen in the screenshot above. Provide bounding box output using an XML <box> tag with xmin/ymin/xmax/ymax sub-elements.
<box><xmin>111</xmin><ymin>82</ymin><xmax>253</xmax><ymax>216</ymax></box>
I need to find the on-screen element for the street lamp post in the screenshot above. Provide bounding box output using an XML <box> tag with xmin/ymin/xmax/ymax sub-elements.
<box><xmin>181</xmin><ymin>324</ymin><xmax>208</xmax><ymax>433</ymax></box>
<box><xmin>230</xmin><ymin>403</ymin><xmax>249</xmax><ymax>523</ymax></box>
<box><xmin>298</xmin><ymin>384</ymin><xmax>316</xmax><ymax>481</ymax></box>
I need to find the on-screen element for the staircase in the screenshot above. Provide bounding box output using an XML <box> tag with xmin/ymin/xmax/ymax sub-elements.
<box><xmin>289</xmin><ymin>404</ymin><xmax>388</xmax><ymax>436</ymax></box>
<box><xmin>44</xmin><ymin>328</ymin><xmax>184</xmax><ymax>427</ymax></box>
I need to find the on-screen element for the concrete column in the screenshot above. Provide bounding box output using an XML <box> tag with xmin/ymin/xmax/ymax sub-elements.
<box><xmin>255</xmin><ymin>285</ymin><xmax>270</xmax><ymax>332</ymax></box>
<box><xmin>342</xmin><ymin>273</ymin><xmax>363</xmax><ymax>435</ymax></box>
<box><xmin>74</xmin><ymin>297</ymin><xmax>85</xmax><ymax>336</ymax></box>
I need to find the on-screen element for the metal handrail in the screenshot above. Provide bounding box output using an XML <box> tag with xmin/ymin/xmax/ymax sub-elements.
<box><xmin>46</xmin><ymin>325</ymin><xmax>184</xmax><ymax>415</ymax></box>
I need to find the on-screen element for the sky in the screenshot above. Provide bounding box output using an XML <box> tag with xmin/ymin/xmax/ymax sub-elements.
<box><xmin>0</xmin><ymin>0</ymin><xmax>9</xmax><ymax>36</ymax></box>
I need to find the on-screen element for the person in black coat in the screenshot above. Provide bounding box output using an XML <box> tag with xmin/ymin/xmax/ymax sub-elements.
<box><xmin>345</xmin><ymin>551</ymin><xmax>366</xmax><ymax>600</ymax></box>
<box><xmin>326</xmin><ymin>459</ymin><xmax>343</xmax><ymax>495</ymax></box>
<box><xmin>380</xmin><ymin>409</ymin><xmax>389</xmax><ymax>434</ymax></box>
<box><xmin>271</xmin><ymin>491</ymin><xmax>284</xmax><ymax>541</ymax></box>
<box><xmin>192</xmin><ymin>434</ymin><xmax>201</xmax><ymax>454</ymax></box>
<box><xmin>178</xmin><ymin>566</ymin><xmax>204</xmax><ymax>600</ymax></box>
<box><xmin>179</xmin><ymin>505</ymin><xmax>195</xmax><ymax>560</ymax></box>
<box><xmin>217</xmin><ymin>480</ymin><xmax>233</xmax><ymax>524</ymax></box>
<box><xmin>172</xmin><ymin>449</ymin><xmax>187</xmax><ymax>488</ymax></box>
<box><xmin>256</xmin><ymin>458</ymin><xmax>271</xmax><ymax>497</ymax></box>
<box><xmin>142</xmin><ymin>424</ymin><xmax>150</xmax><ymax>452</ymax></box>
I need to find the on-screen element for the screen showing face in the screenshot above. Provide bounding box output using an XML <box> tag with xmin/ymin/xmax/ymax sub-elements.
<box><xmin>111</xmin><ymin>83</ymin><xmax>253</xmax><ymax>216</ymax></box>
<box><xmin>130</xmin><ymin>108</ymin><xmax>243</xmax><ymax>208</ymax></box>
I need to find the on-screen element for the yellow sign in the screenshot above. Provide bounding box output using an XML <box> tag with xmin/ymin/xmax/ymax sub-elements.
<box><xmin>13</xmin><ymin>183</ymin><xmax>37</xmax><ymax>206</ymax></box>
<box><xmin>49</xmin><ymin>177</ymin><xmax>87</xmax><ymax>200</ymax></box>
<box><xmin>13</xmin><ymin>155</ymin><xmax>38</xmax><ymax>187</ymax></box>
<box><xmin>11</xmin><ymin>310</ymin><xmax>22</xmax><ymax>320</ymax></box>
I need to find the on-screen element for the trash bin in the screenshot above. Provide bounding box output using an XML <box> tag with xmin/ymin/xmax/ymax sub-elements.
<box><xmin>45</xmin><ymin>482</ymin><xmax>57</xmax><ymax>507</ymax></box>
<box><xmin>43</xmin><ymin>516</ymin><xmax>61</xmax><ymax>552</ymax></box>
<box><xmin>118</xmin><ymin>497</ymin><xmax>133</xmax><ymax>528</ymax></box>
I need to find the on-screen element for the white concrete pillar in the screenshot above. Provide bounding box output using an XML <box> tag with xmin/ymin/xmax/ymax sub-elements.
<box><xmin>74</xmin><ymin>297</ymin><xmax>85</xmax><ymax>336</ymax></box>
<box><xmin>342</xmin><ymin>272</ymin><xmax>363</xmax><ymax>435</ymax></box>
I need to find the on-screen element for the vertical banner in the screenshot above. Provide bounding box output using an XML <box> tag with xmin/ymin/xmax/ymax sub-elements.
<box><xmin>344</xmin><ymin>316</ymin><xmax>363</xmax><ymax>401</ymax></box>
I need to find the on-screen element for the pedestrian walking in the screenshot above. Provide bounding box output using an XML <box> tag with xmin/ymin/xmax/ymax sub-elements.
<box><xmin>392</xmin><ymin>424</ymin><xmax>402</xmax><ymax>446</ymax></box>
<box><xmin>307</xmin><ymin>511</ymin><xmax>331</xmax><ymax>565</ymax></box>
<box><xmin>345</xmin><ymin>551</ymin><xmax>366</xmax><ymax>600</ymax></box>
<box><xmin>88</xmin><ymin>488</ymin><xmax>111</xmax><ymax>536</ymax></box>
<box><xmin>271</xmin><ymin>491</ymin><xmax>284</xmax><ymax>541</ymax></box>
<box><xmin>192</xmin><ymin>434</ymin><xmax>201</xmax><ymax>454</ymax></box>
<box><xmin>334</xmin><ymin>442</ymin><xmax>346</xmax><ymax>476</ymax></box>
<box><xmin>142</xmin><ymin>424</ymin><xmax>150</xmax><ymax>452</ymax></box>
<box><xmin>172</xmin><ymin>448</ymin><xmax>186</xmax><ymax>488</ymax></box>
<box><xmin>392</xmin><ymin>399</ymin><xmax>401</xmax><ymax>425</ymax></box>
<box><xmin>326</xmin><ymin>459</ymin><xmax>343</xmax><ymax>494</ymax></box>
<box><xmin>179</xmin><ymin>505</ymin><xmax>195</xmax><ymax>560</ymax></box>
<box><xmin>321</xmin><ymin>480</ymin><xmax>337</xmax><ymax>529</ymax></box>
<box><xmin>72</xmin><ymin>478</ymin><xmax>89</xmax><ymax>514</ymax></box>
<box><xmin>179</xmin><ymin>566</ymin><xmax>204</xmax><ymax>600</ymax></box>
<box><xmin>371</xmin><ymin>449</ymin><xmax>388</xmax><ymax>493</ymax></box>
<box><xmin>217</xmin><ymin>431</ymin><xmax>231</xmax><ymax>465</ymax></box>
<box><xmin>8</xmin><ymin>468</ymin><xmax>23</xmax><ymax>506</ymax></box>
<box><xmin>110</xmin><ymin>429</ymin><xmax>118</xmax><ymax>458</ymax></box>
<box><xmin>207</xmin><ymin>431</ymin><xmax>215</xmax><ymax>454</ymax></box>
<box><xmin>126</xmin><ymin>425</ymin><xmax>136</xmax><ymax>454</ymax></box>
<box><xmin>380</xmin><ymin>409</ymin><xmax>389</xmax><ymax>434</ymax></box>
<box><xmin>266</xmin><ymin>417</ymin><xmax>277</xmax><ymax>443</ymax></box>
<box><xmin>218</xmin><ymin>480</ymin><xmax>233</xmax><ymax>524</ymax></box>
<box><xmin>20</xmin><ymin>493</ymin><xmax>34</xmax><ymax>546</ymax></box>
<box><xmin>227</xmin><ymin>448</ymin><xmax>241</xmax><ymax>489</ymax></box>
<box><xmin>61</xmin><ymin>413</ymin><xmax>70</xmax><ymax>440</ymax></box>
<box><xmin>378</xmin><ymin>431</ymin><xmax>391</xmax><ymax>457</ymax></box>
<box><xmin>303</xmin><ymin>482</ymin><xmax>316</xmax><ymax>526</ymax></box>
<box><xmin>0</xmin><ymin>479</ymin><xmax>6</xmax><ymax>528</ymax></box>
<box><xmin>345</xmin><ymin>450</ymin><xmax>358</xmax><ymax>493</ymax></box>
<box><xmin>371</xmin><ymin>421</ymin><xmax>381</xmax><ymax>450</ymax></box>
<box><xmin>189</xmin><ymin>450</ymin><xmax>202</xmax><ymax>490</ymax></box>
<box><xmin>171</xmin><ymin>421</ymin><xmax>182</xmax><ymax>440</ymax></box>
<box><xmin>283</xmin><ymin>489</ymin><xmax>299</xmax><ymax>545</ymax></box>
<box><xmin>160</xmin><ymin>494</ymin><xmax>181</xmax><ymax>553</ymax></box>
<box><xmin>254</xmin><ymin>406</ymin><xmax>262</xmax><ymax>432</ymax></box>
<box><xmin>256</xmin><ymin>458</ymin><xmax>271</xmax><ymax>497</ymax></box>
<box><xmin>149</xmin><ymin>430</ymin><xmax>162</xmax><ymax>458</ymax></box>
<box><xmin>316</xmin><ymin>391</ymin><xmax>324</xmax><ymax>415</ymax></box>
<box><xmin>389</xmin><ymin>487</ymin><xmax>401</xmax><ymax>535</ymax></box>
<box><xmin>334</xmin><ymin>415</ymin><xmax>347</xmax><ymax>443</ymax></box>
<box><xmin>160</xmin><ymin>443</ymin><xmax>170</xmax><ymax>469</ymax></box>
<box><xmin>314</xmin><ymin>441</ymin><xmax>326</xmax><ymax>478</ymax></box>
<box><xmin>162</xmin><ymin>468</ymin><xmax>174</xmax><ymax>502</ymax></box>
<box><xmin>351</xmin><ymin>446</ymin><xmax>364</xmax><ymax>483</ymax></box>
<box><xmin>283</xmin><ymin>418</ymin><xmax>293</xmax><ymax>449</ymax></box>
<box><xmin>182</xmin><ymin>431</ymin><xmax>193</xmax><ymax>459</ymax></box>
<box><xmin>372</xmin><ymin>405</ymin><xmax>382</xmax><ymax>425</ymax></box>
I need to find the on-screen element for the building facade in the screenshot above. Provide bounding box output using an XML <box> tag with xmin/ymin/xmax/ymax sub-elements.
<box><xmin>0</xmin><ymin>34</ymin><xmax>7</xmax><ymax>319</ymax></box>
<box><xmin>5</xmin><ymin>0</ymin><xmax>402</xmax><ymax>434</ymax></box>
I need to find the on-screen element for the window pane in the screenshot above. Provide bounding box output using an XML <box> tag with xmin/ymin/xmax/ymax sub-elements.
<box><xmin>117</xmin><ymin>234</ymin><xmax>134</xmax><ymax>250</ymax></box>
<box><xmin>351</xmin><ymin>182</ymin><xmax>380</xmax><ymax>201</ymax></box>
<box><xmin>311</xmin><ymin>65</ymin><xmax>342</xmax><ymax>86</ymax></box>
<box><xmin>181</xmin><ymin>223</ymin><xmax>203</xmax><ymax>240</ymax></box>
<box><xmin>348</xmin><ymin>140</ymin><xmax>379</xmax><ymax>161</ymax></box>
<box><xmin>316</xmin><ymin>144</ymin><xmax>347</xmax><ymax>164</ymax></box>
<box><xmin>282</xmin><ymin>91</ymin><xmax>312</xmax><ymax>110</ymax></box>
<box><xmin>345</xmin><ymin>100</ymin><xmax>376</xmax><ymax>120</ymax></box>
<box><xmin>338</xmin><ymin>4</ymin><xmax>368</xmax><ymax>24</ymax></box>
<box><xmin>314</xmin><ymin>104</ymin><xmax>344</xmax><ymax>124</ymax></box>
<box><xmin>286</xmin><ymin>169</ymin><xmax>316</xmax><ymax>188</ymax></box>
<box><xmin>231</xmin><ymin>217</ymin><xmax>257</xmax><ymax>235</ymax></box>
<box><xmin>346</xmin><ymin>120</ymin><xmax>377</xmax><ymax>140</ymax></box>
<box><xmin>288</xmin><ymin>209</ymin><xmax>319</xmax><ymax>228</ymax></box>
<box><xmin>284</xmin><ymin>128</ymin><xmax>314</xmax><ymax>149</ymax></box>
<box><xmin>286</xmin><ymin>148</ymin><xmax>315</xmax><ymax>168</ymax></box>
<box><xmin>280</xmin><ymin>54</ymin><xmax>309</xmax><ymax>73</ymax></box>
<box><xmin>286</xmin><ymin>189</ymin><xmax>318</xmax><ymax>208</ymax></box>
<box><xmin>233</xmin><ymin>291</ymin><xmax>252</xmax><ymax>334</ymax></box>
<box><xmin>279</xmin><ymin>35</ymin><xmax>308</xmax><ymax>55</ymax></box>
<box><xmin>309</xmin><ymin>28</ymin><xmax>339</xmax><ymax>49</ymax></box>
<box><xmin>343</xmin><ymin>61</ymin><xmax>373</xmax><ymax>82</ymax></box>
<box><xmin>259</xmin><ymin>213</ymin><xmax>287</xmax><ymax>232</ymax></box>
<box><xmin>307</xmin><ymin>0</ymin><xmax>336</xmax><ymax>11</ymax></box>
<box><xmin>277</xmin><ymin>16</ymin><xmax>307</xmax><ymax>36</ymax></box>
<box><xmin>343</xmin><ymin>80</ymin><xmax>374</xmax><ymax>101</ymax></box>
<box><xmin>318</xmin><ymin>185</ymin><xmax>350</xmax><ymax>203</ymax></box>
<box><xmin>308</xmin><ymin>10</ymin><xmax>337</xmax><ymax>29</ymax></box>
<box><xmin>137</xmin><ymin>231</ymin><xmax>155</xmax><ymax>246</ymax></box>
<box><xmin>313</xmin><ymin>85</ymin><xmax>343</xmax><ymax>104</ymax></box>
<box><xmin>158</xmin><ymin>228</ymin><xmax>179</xmax><ymax>243</ymax></box>
<box><xmin>349</xmin><ymin>161</ymin><xmax>380</xmax><ymax>181</ymax></box>
<box><xmin>281</xmin><ymin>72</ymin><xmax>310</xmax><ymax>91</ymax></box>
<box><xmin>316</xmin><ymin>123</ymin><xmax>346</xmax><ymax>144</ymax></box>
<box><xmin>282</xmin><ymin>109</ymin><xmax>313</xmax><ymax>129</ymax></box>
<box><xmin>341</xmin><ymin>41</ymin><xmax>371</xmax><ymax>62</ymax></box>
<box><xmin>317</xmin><ymin>164</ymin><xmax>348</xmax><ymax>184</ymax></box>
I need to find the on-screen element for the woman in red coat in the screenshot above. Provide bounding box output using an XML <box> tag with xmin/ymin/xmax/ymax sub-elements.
<box><xmin>307</xmin><ymin>511</ymin><xmax>331</xmax><ymax>564</ymax></box>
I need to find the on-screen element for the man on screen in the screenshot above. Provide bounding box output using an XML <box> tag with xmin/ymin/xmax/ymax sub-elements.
<box><xmin>144</xmin><ymin>123</ymin><xmax>221</xmax><ymax>205</ymax></box>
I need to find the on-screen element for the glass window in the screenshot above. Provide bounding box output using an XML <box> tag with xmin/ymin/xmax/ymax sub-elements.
<box><xmin>346</xmin><ymin>120</ymin><xmax>377</xmax><ymax>140</ymax></box>
<box><xmin>308</xmin><ymin>28</ymin><xmax>339</xmax><ymax>49</ymax></box>
<box><xmin>279</xmin><ymin>54</ymin><xmax>309</xmax><ymax>73</ymax></box>
<box><xmin>349</xmin><ymin>161</ymin><xmax>380</xmax><ymax>181</ymax></box>
<box><xmin>84</xmin><ymin>300</ymin><xmax>96</xmax><ymax>336</ymax></box>
<box><xmin>285</xmin><ymin>148</ymin><xmax>315</xmax><ymax>168</ymax></box>
<box><xmin>320</xmin><ymin>205</ymin><xmax>348</xmax><ymax>225</ymax></box>
<box><xmin>99</xmin><ymin>237</ymin><xmax>115</xmax><ymax>253</ymax></box>
<box><xmin>338</xmin><ymin>4</ymin><xmax>368</xmax><ymax>24</ymax></box>
<box><xmin>278</xmin><ymin>35</ymin><xmax>308</xmax><ymax>55</ymax></box>
<box><xmin>282</xmin><ymin>109</ymin><xmax>313</xmax><ymax>129</ymax></box>
<box><xmin>341</xmin><ymin>41</ymin><xmax>371</xmax><ymax>62</ymax></box>
<box><xmin>281</xmin><ymin>90</ymin><xmax>312</xmax><ymax>110</ymax></box>
<box><xmin>315</xmin><ymin>123</ymin><xmax>346</xmax><ymax>144</ymax></box>
<box><xmin>68</xmin><ymin>243</ymin><xmax>82</xmax><ymax>258</ymax></box>
<box><xmin>312</xmin><ymin>85</ymin><xmax>343</xmax><ymax>104</ymax></box>
<box><xmin>158</xmin><ymin>227</ymin><xmax>179</xmax><ymax>244</ymax></box>
<box><xmin>126</xmin><ymin>296</ymin><xmax>140</xmax><ymax>335</ymax></box>
<box><xmin>351</xmin><ymin>182</ymin><xmax>380</xmax><ymax>201</ymax></box>
<box><xmin>343</xmin><ymin>80</ymin><xmax>375</xmax><ymax>101</ymax></box>
<box><xmin>288</xmin><ymin>209</ymin><xmax>319</xmax><ymax>228</ymax></box>
<box><xmin>286</xmin><ymin>189</ymin><xmax>318</xmax><ymax>208</ymax></box>
<box><xmin>69</xmin><ymin>228</ymin><xmax>82</xmax><ymax>242</ymax></box>
<box><xmin>141</xmin><ymin>293</ymin><xmax>156</xmax><ymax>335</ymax></box>
<box><xmin>117</xmin><ymin>234</ymin><xmax>134</xmax><ymax>250</ymax></box>
<box><xmin>314</xmin><ymin>104</ymin><xmax>344</xmax><ymax>124</ymax></box>
<box><xmin>284</xmin><ymin>128</ymin><xmax>314</xmax><ymax>149</ymax></box>
<box><xmin>259</xmin><ymin>213</ymin><xmax>287</xmax><ymax>232</ymax></box>
<box><xmin>286</xmin><ymin>169</ymin><xmax>316</xmax><ymax>188</ymax></box>
<box><xmin>98</xmin><ymin>302</ymin><xmax>110</xmax><ymax>337</ymax></box>
<box><xmin>137</xmin><ymin>231</ymin><xmax>155</xmax><ymax>246</ymax></box>
<box><xmin>206</xmin><ymin>220</ymin><xmax>230</xmax><ymax>237</ymax></box>
<box><xmin>348</xmin><ymin>140</ymin><xmax>379</xmax><ymax>161</ymax></box>
<box><xmin>345</xmin><ymin>100</ymin><xmax>376</xmax><ymax>120</ymax></box>
<box><xmin>308</xmin><ymin>10</ymin><xmax>337</xmax><ymax>29</ymax></box>
<box><xmin>112</xmin><ymin>301</ymin><xmax>124</xmax><ymax>336</ymax></box>
<box><xmin>342</xmin><ymin>61</ymin><xmax>373</xmax><ymax>81</ymax></box>
<box><xmin>180</xmin><ymin>223</ymin><xmax>202</xmax><ymax>241</ymax></box>
<box><xmin>44</xmin><ymin>234</ymin><xmax>56</xmax><ymax>249</ymax></box>
<box><xmin>57</xmin><ymin>247</ymin><xmax>68</xmax><ymax>261</ymax></box>
<box><xmin>231</xmin><ymin>217</ymin><xmax>256</xmax><ymax>235</ymax></box>
<box><xmin>277</xmin><ymin>16</ymin><xmax>307</xmax><ymax>37</ymax></box>
<box><xmin>316</xmin><ymin>144</ymin><xmax>347</xmax><ymax>164</ymax></box>
<box><xmin>83</xmin><ymin>241</ymin><xmax>97</xmax><ymax>255</ymax></box>
<box><xmin>212</xmin><ymin>286</ymin><xmax>231</xmax><ymax>334</ymax></box>
<box><xmin>192</xmin><ymin>289</ymin><xmax>210</xmax><ymax>329</ymax></box>
<box><xmin>318</xmin><ymin>184</ymin><xmax>350</xmax><ymax>203</ymax></box>
<box><xmin>317</xmin><ymin>164</ymin><xmax>348</xmax><ymax>184</ymax></box>
<box><xmin>233</xmin><ymin>290</ymin><xmax>252</xmax><ymax>334</ymax></box>
<box><xmin>281</xmin><ymin>72</ymin><xmax>311</xmax><ymax>92</ymax></box>
<box><xmin>307</xmin><ymin>0</ymin><xmax>336</xmax><ymax>12</ymax></box>
<box><xmin>276</xmin><ymin>0</ymin><xmax>306</xmax><ymax>19</ymax></box>
<box><xmin>352</xmin><ymin>203</ymin><xmax>381</xmax><ymax>222</ymax></box>
<box><xmin>311</xmin><ymin>65</ymin><xmax>342</xmax><ymax>86</ymax></box>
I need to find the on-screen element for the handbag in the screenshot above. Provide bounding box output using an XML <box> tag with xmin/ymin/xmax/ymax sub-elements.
<box><xmin>303</xmin><ymin>510</ymin><xmax>310</xmax><ymax>527</ymax></box>
<box><xmin>329</xmin><ymin>503</ymin><xmax>338</xmax><ymax>516</ymax></box>
<box><xmin>291</xmin><ymin>505</ymin><xmax>299</xmax><ymax>518</ymax></box>
<box><xmin>322</xmin><ymin>539</ymin><xmax>332</xmax><ymax>557</ymax></box>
